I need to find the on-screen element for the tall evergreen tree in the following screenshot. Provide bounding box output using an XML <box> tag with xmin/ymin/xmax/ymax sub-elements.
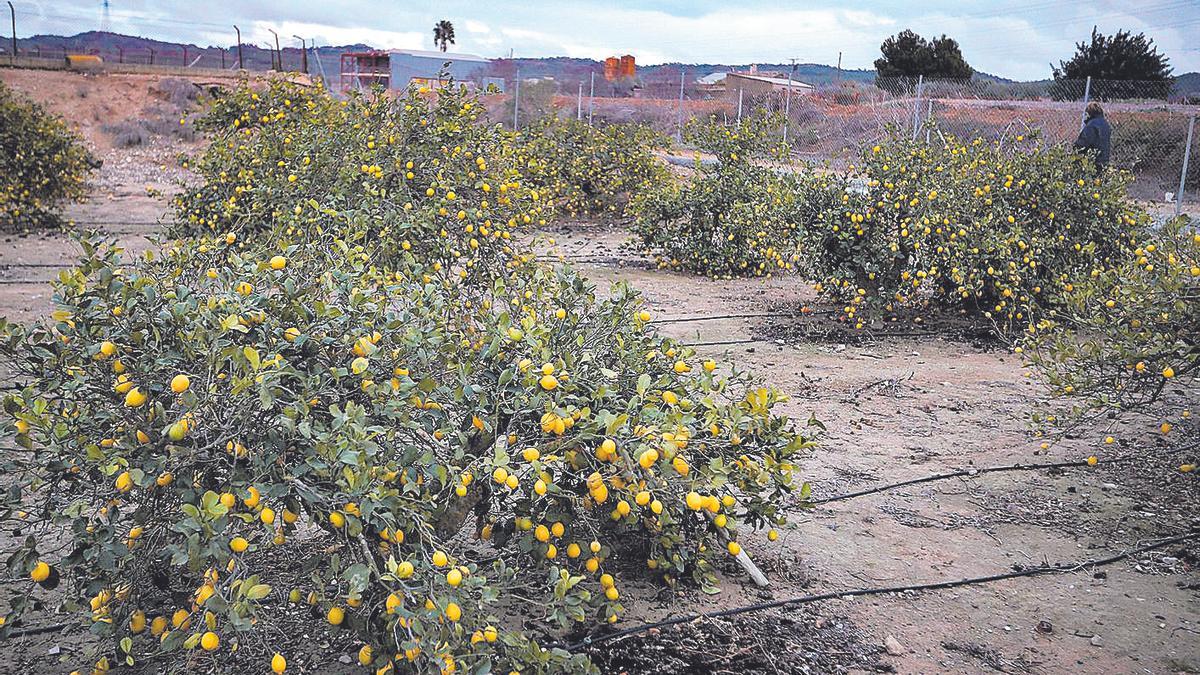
<box><xmin>875</xmin><ymin>30</ymin><xmax>972</xmax><ymax>93</ymax></box>
<box><xmin>1053</xmin><ymin>27</ymin><xmax>1173</xmax><ymax>99</ymax></box>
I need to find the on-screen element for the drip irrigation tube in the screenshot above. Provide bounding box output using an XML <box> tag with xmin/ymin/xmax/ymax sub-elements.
<box><xmin>570</xmin><ymin>530</ymin><xmax>1200</xmax><ymax>651</ymax></box>
<box><xmin>807</xmin><ymin>457</ymin><xmax>1135</xmax><ymax>505</ymax></box>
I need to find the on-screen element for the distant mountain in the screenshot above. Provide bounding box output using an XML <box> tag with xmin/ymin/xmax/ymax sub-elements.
<box><xmin>1176</xmin><ymin>72</ymin><xmax>1200</xmax><ymax>97</ymax></box>
<box><xmin>12</xmin><ymin>32</ymin><xmax>1199</xmax><ymax>98</ymax></box>
<box><xmin>14</xmin><ymin>31</ymin><xmax>365</xmax><ymax>77</ymax></box>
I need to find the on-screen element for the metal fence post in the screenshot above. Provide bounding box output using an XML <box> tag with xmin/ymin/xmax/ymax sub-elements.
<box><xmin>1177</xmin><ymin>114</ymin><xmax>1195</xmax><ymax>216</ymax></box>
<box><xmin>925</xmin><ymin>99</ymin><xmax>933</xmax><ymax>144</ymax></box>
<box><xmin>911</xmin><ymin>74</ymin><xmax>924</xmax><ymax>141</ymax></box>
<box><xmin>783</xmin><ymin>60</ymin><xmax>794</xmax><ymax>145</ymax></box>
<box><xmin>234</xmin><ymin>25</ymin><xmax>243</xmax><ymax>70</ymax></box>
<box><xmin>675</xmin><ymin>67</ymin><xmax>684</xmax><ymax>142</ymax></box>
<box><xmin>737</xmin><ymin>87</ymin><xmax>743</xmax><ymax>124</ymax></box>
<box><xmin>8</xmin><ymin>1</ymin><xmax>16</xmax><ymax>63</ymax></box>
<box><xmin>577</xmin><ymin>81</ymin><xmax>582</xmax><ymax>120</ymax></box>
<box><xmin>512</xmin><ymin>68</ymin><xmax>520</xmax><ymax>131</ymax></box>
<box><xmin>588</xmin><ymin>71</ymin><xmax>595</xmax><ymax>127</ymax></box>
<box><xmin>1080</xmin><ymin>76</ymin><xmax>1091</xmax><ymax>129</ymax></box>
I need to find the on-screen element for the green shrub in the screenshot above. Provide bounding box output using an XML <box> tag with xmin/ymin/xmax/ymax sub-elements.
<box><xmin>1023</xmin><ymin>215</ymin><xmax>1198</xmax><ymax>451</ymax></box>
<box><xmin>0</xmin><ymin>80</ymin><xmax>97</xmax><ymax>231</ymax></box>
<box><xmin>173</xmin><ymin>80</ymin><xmax>551</xmax><ymax>271</ymax></box>
<box><xmin>629</xmin><ymin>113</ymin><xmax>837</xmax><ymax>279</ymax></box>
<box><xmin>806</xmin><ymin>130</ymin><xmax>1148</xmax><ymax>331</ymax></box>
<box><xmin>517</xmin><ymin>118</ymin><xmax>669</xmax><ymax>219</ymax></box>
<box><xmin>2</xmin><ymin>79</ymin><xmax>816</xmax><ymax>675</ymax></box>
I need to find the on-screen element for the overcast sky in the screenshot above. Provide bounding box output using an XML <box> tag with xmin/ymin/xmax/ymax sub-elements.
<box><xmin>15</xmin><ymin>1</ymin><xmax>1200</xmax><ymax>80</ymax></box>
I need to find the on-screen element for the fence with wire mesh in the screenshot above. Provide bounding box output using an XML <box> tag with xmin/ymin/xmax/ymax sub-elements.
<box><xmin>506</xmin><ymin>73</ymin><xmax>1198</xmax><ymax>208</ymax></box>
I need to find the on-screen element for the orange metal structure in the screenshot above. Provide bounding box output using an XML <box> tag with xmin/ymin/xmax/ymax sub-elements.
<box><xmin>619</xmin><ymin>54</ymin><xmax>635</xmax><ymax>78</ymax></box>
<box><xmin>603</xmin><ymin>56</ymin><xmax>619</xmax><ymax>81</ymax></box>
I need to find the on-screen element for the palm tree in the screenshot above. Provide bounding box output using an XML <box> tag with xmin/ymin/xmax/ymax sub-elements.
<box><xmin>433</xmin><ymin>20</ymin><xmax>456</xmax><ymax>52</ymax></box>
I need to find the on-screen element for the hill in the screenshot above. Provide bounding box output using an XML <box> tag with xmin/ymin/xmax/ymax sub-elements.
<box><xmin>10</xmin><ymin>31</ymin><xmax>1198</xmax><ymax>98</ymax></box>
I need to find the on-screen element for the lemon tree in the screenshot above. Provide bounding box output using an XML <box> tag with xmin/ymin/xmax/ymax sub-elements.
<box><xmin>1</xmin><ymin>80</ymin><xmax>817</xmax><ymax>674</ymax></box>
<box><xmin>806</xmin><ymin>130</ymin><xmax>1147</xmax><ymax>332</ymax></box>
<box><xmin>516</xmin><ymin>118</ymin><xmax>668</xmax><ymax>220</ymax></box>
<box><xmin>1022</xmin><ymin>215</ymin><xmax>1198</xmax><ymax>456</ymax></box>
<box><xmin>629</xmin><ymin>113</ymin><xmax>836</xmax><ymax>279</ymax></box>
<box><xmin>173</xmin><ymin>79</ymin><xmax>552</xmax><ymax>271</ymax></box>
<box><xmin>0</xmin><ymin>80</ymin><xmax>97</xmax><ymax>232</ymax></box>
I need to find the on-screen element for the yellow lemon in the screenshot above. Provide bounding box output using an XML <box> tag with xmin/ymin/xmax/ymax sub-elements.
<box><xmin>124</xmin><ymin>387</ymin><xmax>148</xmax><ymax>408</ymax></box>
<box><xmin>30</xmin><ymin>561</ymin><xmax>51</xmax><ymax>583</ymax></box>
<box><xmin>170</xmin><ymin>374</ymin><xmax>190</xmax><ymax>393</ymax></box>
<box><xmin>115</xmin><ymin>471</ymin><xmax>133</xmax><ymax>493</ymax></box>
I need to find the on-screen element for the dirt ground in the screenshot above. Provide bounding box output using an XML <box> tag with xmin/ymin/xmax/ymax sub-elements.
<box><xmin>1</xmin><ymin>70</ymin><xmax>1197</xmax><ymax>674</ymax></box>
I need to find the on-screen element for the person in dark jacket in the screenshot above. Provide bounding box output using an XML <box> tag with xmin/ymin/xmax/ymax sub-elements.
<box><xmin>1073</xmin><ymin>102</ymin><xmax>1111</xmax><ymax>170</ymax></box>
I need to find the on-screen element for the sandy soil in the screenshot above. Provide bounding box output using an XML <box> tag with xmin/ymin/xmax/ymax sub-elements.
<box><xmin>1</xmin><ymin>70</ymin><xmax>1197</xmax><ymax>675</ymax></box>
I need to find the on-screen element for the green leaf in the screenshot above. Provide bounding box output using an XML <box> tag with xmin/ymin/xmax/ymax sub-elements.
<box><xmin>243</xmin><ymin>346</ymin><xmax>261</xmax><ymax>370</ymax></box>
<box><xmin>636</xmin><ymin>373</ymin><xmax>651</xmax><ymax>397</ymax></box>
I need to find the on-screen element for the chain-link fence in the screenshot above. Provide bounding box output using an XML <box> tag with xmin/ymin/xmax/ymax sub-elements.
<box><xmin>495</xmin><ymin>71</ymin><xmax>1199</xmax><ymax>211</ymax></box>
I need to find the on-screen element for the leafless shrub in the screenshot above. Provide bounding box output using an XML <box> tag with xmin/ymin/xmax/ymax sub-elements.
<box><xmin>155</xmin><ymin>77</ymin><xmax>199</xmax><ymax>108</ymax></box>
<box><xmin>102</xmin><ymin>119</ymin><xmax>150</xmax><ymax>147</ymax></box>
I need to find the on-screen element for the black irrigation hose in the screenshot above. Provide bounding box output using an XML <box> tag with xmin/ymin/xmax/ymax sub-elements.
<box><xmin>654</xmin><ymin>312</ymin><xmax>785</xmax><ymax>324</ymax></box>
<box><xmin>809</xmin><ymin>441</ymin><xmax>1200</xmax><ymax>505</ymax></box>
<box><xmin>653</xmin><ymin>309</ymin><xmax>841</xmax><ymax>325</ymax></box>
<box><xmin>806</xmin><ymin>457</ymin><xmax>1135</xmax><ymax>505</ymax></box>
<box><xmin>691</xmin><ymin>339</ymin><xmax>757</xmax><ymax>347</ymax></box>
<box><xmin>570</xmin><ymin>530</ymin><xmax>1200</xmax><ymax>651</ymax></box>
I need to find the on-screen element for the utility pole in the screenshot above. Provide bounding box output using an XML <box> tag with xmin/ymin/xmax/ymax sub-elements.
<box><xmin>836</xmin><ymin>51</ymin><xmax>842</xmax><ymax>85</ymax></box>
<box><xmin>588</xmin><ymin>70</ymin><xmax>595</xmax><ymax>126</ymax></box>
<box><xmin>294</xmin><ymin>35</ymin><xmax>307</xmax><ymax>73</ymax></box>
<box><xmin>234</xmin><ymin>25</ymin><xmax>243</xmax><ymax>70</ymax></box>
<box><xmin>7</xmin><ymin>1</ymin><xmax>15</xmax><ymax>62</ymax></box>
<box><xmin>268</xmin><ymin>29</ymin><xmax>281</xmax><ymax>70</ymax></box>
<box><xmin>783</xmin><ymin>57</ymin><xmax>796</xmax><ymax>145</ymax></box>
